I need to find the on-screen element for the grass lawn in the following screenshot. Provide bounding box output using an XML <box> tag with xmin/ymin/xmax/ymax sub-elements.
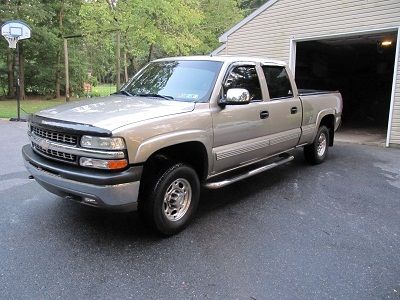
<box><xmin>91</xmin><ymin>84</ymin><xmax>116</xmax><ymax>96</ymax></box>
<box><xmin>0</xmin><ymin>99</ymin><xmax>67</xmax><ymax>119</ymax></box>
<box><xmin>0</xmin><ymin>84</ymin><xmax>118</xmax><ymax>119</ymax></box>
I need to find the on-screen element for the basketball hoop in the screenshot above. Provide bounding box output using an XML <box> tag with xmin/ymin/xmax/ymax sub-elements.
<box><xmin>1</xmin><ymin>20</ymin><xmax>31</xmax><ymax>122</ymax></box>
<box><xmin>1</xmin><ymin>20</ymin><xmax>31</xmax><ymax>49</ymax></box>
<box><xmin>4</xmin><ymin>36</ymin><xmax>19</xmax><ymax>49</ymax></box>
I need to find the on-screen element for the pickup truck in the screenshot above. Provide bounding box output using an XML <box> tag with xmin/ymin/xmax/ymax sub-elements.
<box><xmin>22</xmin><ymin>56</ymin><xmax>342</xmax><ymax>235</ymax></box>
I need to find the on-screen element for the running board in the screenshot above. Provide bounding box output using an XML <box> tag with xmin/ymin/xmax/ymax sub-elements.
<box><xmin>204</xmin><ymin>155</ymin><xmax>294</xmax><ymax>189</ymax></box>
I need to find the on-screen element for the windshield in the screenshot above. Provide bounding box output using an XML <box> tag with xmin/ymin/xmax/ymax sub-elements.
<box><xmin>123</xmin><ymin>60</ymin><xmax>223</xmax><ymax>102</ymax></box>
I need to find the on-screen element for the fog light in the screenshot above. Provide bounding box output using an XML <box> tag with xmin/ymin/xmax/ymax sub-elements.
<box><xmin>79</xmin><ymin>157</ymin><xmax>128</xmax><ymax>170</ymax></box>
<box><xmin>83</xmin><ymin>197</ymin><xmax>97</xmax><ymax>204</ymax></box>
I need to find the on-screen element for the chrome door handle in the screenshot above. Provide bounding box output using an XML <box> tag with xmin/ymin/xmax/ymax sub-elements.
<box><xmin>260</xmin><ymin>111</ymin><xmax>269</xmax><ymax>119</ymax></box>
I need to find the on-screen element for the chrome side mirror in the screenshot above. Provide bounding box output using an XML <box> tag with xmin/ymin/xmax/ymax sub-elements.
<box><xmin>220</xmin><ymin>88</ymin><xmax>251</xmax><ymax>105</ymax></box>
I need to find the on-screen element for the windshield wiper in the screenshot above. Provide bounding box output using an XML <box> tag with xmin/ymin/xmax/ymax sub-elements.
<box><xmin>135</xmin><ymin>93</ymin><xmax>174</xmax><ymax>100</ymax></box>
<box><xmin>115</xmin><ymin>90</ymin><xmax>134</xmax><ymax>97</ymax></box>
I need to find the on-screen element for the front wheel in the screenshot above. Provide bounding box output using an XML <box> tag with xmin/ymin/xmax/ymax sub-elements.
<box><xmin>304</xmin><ymin>125</ymin><xmax>329</xmax><ymax>165</ymax></box>
<box><xmin>139</xmin><ymin>163</ymin><xmax>200</xmax><ymax>236</ymax></box>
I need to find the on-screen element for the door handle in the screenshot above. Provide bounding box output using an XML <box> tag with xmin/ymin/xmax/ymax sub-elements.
<box><xmin>260</xmin><ymin>110</ymin><xmax>269</xmax><ymax>119</ymax></box>
<box><xmin>291</xmin><ymin>107</ymin><xmax>298</xmax><ymax>114</ymax></box>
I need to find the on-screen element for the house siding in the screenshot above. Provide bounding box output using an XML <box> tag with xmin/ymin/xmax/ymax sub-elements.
<box><xmin>223</xmin><ymin>0</ymin><xmax>400</xmax><ymax>145</ymax></box>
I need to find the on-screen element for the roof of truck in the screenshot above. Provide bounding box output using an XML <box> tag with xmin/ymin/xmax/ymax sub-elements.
<box><xmin>154</xmin><ymin>55</ymin><xmax>287</xmax><ymax>66</ymax></box>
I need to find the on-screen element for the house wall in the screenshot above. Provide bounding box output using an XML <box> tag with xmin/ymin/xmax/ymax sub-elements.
<box><xmin>223</xmin><ymin>0</ymin><xmax>400</xmax><ymax>145</ymax></box>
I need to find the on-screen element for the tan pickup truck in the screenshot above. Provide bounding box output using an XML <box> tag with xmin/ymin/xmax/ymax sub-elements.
<box><xmin>22</xmin><ymin>56</ymin><xmax>342</xmax><ymax>235</ymax></box>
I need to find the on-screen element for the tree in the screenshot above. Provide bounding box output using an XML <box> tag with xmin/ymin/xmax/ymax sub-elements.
<box><xmin>0</xmin><ymin>0</ymin><xmax>85</xmax><ymax>98</ymax></box>
<box><xmin>239</xmin><ymin>0</ymin><xmax>266</xmax><ymax>15</ymax></box>
<box><xmin>80</xmin><ymin>0</ymin><xmax>204</xmax><ymax>83</ymax></box>
<box><xmin>195</xmin><ymin>0</ymin><xmax>243</xmax><ymax>54</ymax></box>
<box><xmin>0</xmin><ymin>0</ymin><xmax>247</xmax><ymax>99</ymax></box>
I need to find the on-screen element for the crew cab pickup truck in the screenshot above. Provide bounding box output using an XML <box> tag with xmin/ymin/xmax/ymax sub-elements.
<box><xmin>22</xmin><ymin>56</ymin><xmax>342</xmax><ymax>235</ymax></box>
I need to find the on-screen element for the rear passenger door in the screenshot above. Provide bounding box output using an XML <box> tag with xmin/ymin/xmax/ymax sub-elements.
<box><xmin>262</xmin><ymin>65</ymin><xmax>302</xmax><ymax>154</ymax></box>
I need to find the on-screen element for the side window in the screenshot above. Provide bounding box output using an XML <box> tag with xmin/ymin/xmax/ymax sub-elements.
<box><xmin>224</xmin><ymin>65</ymin><xmax>262</xmax><ymax>101</ymax></box>
<box><xmin>262</xmin><ymin>66</ymin><xmax>293</xmax><ymax>99</ymax></box>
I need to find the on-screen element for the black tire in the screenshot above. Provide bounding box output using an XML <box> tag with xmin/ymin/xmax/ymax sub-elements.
<box><xmin>304</xmin><ymin>125</ymin><xmax>330</xmax><ymax>165</ymax></box>
<box><xmin>139</xmin><ymin>163</ymin><xmax>200</xmax><ymax>236</ymax></box>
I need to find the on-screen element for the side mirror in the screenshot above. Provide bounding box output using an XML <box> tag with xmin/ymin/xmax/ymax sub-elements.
<box><xmin>219</xmin><ymin>88</ymin><xmax>250</xmax><ymax>105</ymax></box>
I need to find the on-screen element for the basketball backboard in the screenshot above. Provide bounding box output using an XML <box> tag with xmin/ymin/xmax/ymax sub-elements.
<box><xmin>1</xmin><ymin>20</ymin><xmax>31</xmax><ymax>48</ymax></box>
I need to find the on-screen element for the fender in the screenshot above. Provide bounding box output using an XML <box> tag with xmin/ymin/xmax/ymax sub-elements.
<box><xmin>316</xmin><ymin>108</ymin><xmax>336</xmax><ymax>128</ymax></box>
<box><xmin>311</xmin><ymin>108</ymin><xmax>336</xmax><ymax>139</ymax></box>
<box><xmin>133</xmin><ymin>129</ymin><xmax>213</xmax><ymax>171</ymax></box>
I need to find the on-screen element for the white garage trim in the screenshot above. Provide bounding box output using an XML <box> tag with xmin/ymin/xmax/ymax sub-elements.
<box><xmin>211</xmin><ymin>43</ymin><xmax>226</xmax><ymax>56</ymax></box>
<box><xmin>386</xmin><ymin>27</ymin><xmax>400</xmax><ymax>147</ymax></box>
<box><xmin>288</xmin><ymin>26</ymin><xmax>400</xmax><ymax>147</ymax></box>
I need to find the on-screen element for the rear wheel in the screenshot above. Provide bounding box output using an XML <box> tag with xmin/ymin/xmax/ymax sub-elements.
<box><xmin>304</xmin><ymin>125</ymin><xmax>329</xmax><ymax>165</ymax></box>
<box><xmin>139</xmin><ymin>163</ymin><xmax>200</xmax><ymax>235</ymax></box>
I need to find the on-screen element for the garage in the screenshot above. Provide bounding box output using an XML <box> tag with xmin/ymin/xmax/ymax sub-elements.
<box><xmin>294</xmin><ymin>31</ymin><xmax>398</xmax><ymax>144</ymax></box>
<box><xmin>213</xmin><ymin>0</ymin><xmax>400</xmax><ymax>147</ymax></box>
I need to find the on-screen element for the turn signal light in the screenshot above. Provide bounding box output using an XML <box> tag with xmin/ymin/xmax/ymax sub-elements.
<box><xmin>107</xmin><ymin>159</ymin><xmax>128</xmax><ymax>170</ymax></box>
<box><xmin>80</xmin><ymin>157</ymin><xmax>128</xmax><ymax>170</ymax></box>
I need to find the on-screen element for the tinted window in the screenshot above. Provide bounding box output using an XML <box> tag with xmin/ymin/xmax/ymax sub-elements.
<box><xmin>224</xmin><ymin>66</ymin><xmax>262</xmax><ymax>101</ymax></box>
<box><xmin>262</xmin><ymin>66</ymin><xmax>293</xmax><ymax>99</ymax></box>
<box><xmin>125</xmin><ymin>60</ymin><xmax>223</xmax><ymax>102</ymax></box>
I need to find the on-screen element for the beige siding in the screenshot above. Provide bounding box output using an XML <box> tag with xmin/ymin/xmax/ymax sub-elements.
<box><xmin>224</xmin><ymin>0</ymin><xmax>400</xmax><ymax>145</ymax></box>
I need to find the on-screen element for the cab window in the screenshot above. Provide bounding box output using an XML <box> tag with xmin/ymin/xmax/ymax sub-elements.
<box><xmin>224</xmin><ymin>65</ymin><xmax>262</xmax><ymax>101</ymax></box>
<box><xmin>262</xmin><ymin>66</ymin><xmax>293</xmax><ymax>99</ymax></box>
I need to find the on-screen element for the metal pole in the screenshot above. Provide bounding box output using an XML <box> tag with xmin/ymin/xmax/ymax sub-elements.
<box><xmin>16</xmin><ymin>43</ymin><xmax>21</xmax><ymax>121</ymax></box>
<box><xmin>64</xmin><ymin>38</ymin><xmax>70</xmax><ymax>102</ymax></box>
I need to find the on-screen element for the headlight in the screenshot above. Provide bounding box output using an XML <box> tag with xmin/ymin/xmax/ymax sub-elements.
<box><xmin>80</xmin><ymin>157</ymin><xmax>128</xmax><ymax>170</ymax></box>
<box><xmin>80</xmin><ymin>135</ymin><xmax>126</xmax><ymax>150</ymax></box>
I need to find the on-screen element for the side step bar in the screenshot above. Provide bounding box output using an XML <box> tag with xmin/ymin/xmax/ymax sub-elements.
<box><xmin>204</xmin><ymin>155</ymin><xmax>294</xmax><ymax>189</ymax></box>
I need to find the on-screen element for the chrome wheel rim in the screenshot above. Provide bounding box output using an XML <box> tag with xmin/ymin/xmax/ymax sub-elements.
<box><xmin>317</xmin><ymin>132</ymin><xmax>327</xmax><ymax>157</ymax></box>
<box><xmin>163</xmin><ymin>178</ymin><xmax>192</xmax><ymax>221</ymax></box>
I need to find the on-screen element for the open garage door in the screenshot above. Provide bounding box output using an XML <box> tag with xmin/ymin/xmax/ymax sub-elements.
<box><xmin>294</xmin><ymin>31</ymin><xmax>398</xmax><ymax>145</ymax></box>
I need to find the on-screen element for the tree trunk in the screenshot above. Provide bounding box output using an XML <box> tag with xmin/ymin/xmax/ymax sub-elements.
<box><xmin>64</xmin><ymin>38</ymin><xmax>70</xmax><ymax>102</ymax></box>
<box><xmin>55</xmin><ymin>49</ymin><xmax>61</xmax><ymax>98</ymax></box>
<box><xmin>148</xmin><ymin>44</ymin><xmax>154</xmax><ymax>62</ymax></box>
<box><xmin>7</xmin><ymin>49</ymin><xmax>15</xmax><ymax>98</ymax></box>
<box><xmin>56</xmin><ymin>1</ymin><xmax>64</xmax><ymax>98</ymax></box>
<box><xmin>115</xmin><ymin>31</ymin><xmax>121</xmax><ymax>90</ymax></box>
<box><xmin>18</xmin><ymin>43</ymin><xmax>25</xmax><ymax>100</ymax></box>
<box><xmin>124</xmin><ymin>51</ymin><xmax>128</xmax><ymax>83</ymax></box>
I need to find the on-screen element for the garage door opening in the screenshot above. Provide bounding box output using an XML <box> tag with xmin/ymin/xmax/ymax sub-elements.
<box><xmin>295</xmin><ymin>31</ymin><xmax>398</xmax><ymax>145</ymax></box>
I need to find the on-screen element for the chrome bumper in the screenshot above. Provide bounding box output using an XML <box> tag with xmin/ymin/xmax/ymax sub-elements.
<box><xmin>22</xmin><ymin>145</ymin><xmax>141</xmax><ymax>212</ymax></box>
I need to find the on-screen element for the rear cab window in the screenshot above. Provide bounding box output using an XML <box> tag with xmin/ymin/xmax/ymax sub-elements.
<box><xmin>262</xmin><ymin>66</ymin><xmax>293</xmax><ymax>100</ymax></box>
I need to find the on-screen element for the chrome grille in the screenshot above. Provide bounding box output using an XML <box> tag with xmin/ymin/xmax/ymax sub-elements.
<box><xmin>32</xmin><ymin>126</ymin><xmax>78</xmax><ymax>145</ymax></box>
<box><xmin>33</xmin><ymin>142</ymin><xmax>77</xmax><ymax>163</ymax></box>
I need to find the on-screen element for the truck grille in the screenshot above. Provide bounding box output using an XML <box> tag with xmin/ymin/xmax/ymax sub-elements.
<box><xmin>32</xmin><ymin>125</ymin><xmax>78</xmax><ymax>145</ymax></box>
<box><xmin>32</xmin><ymin>142</ymin><xmax>77</xmax><ymax>163</ymax></box>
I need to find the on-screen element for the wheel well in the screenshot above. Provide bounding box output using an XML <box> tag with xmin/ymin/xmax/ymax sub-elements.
<box><xmin>320</xmin><ymin>114</ymin><xmax>335</xmax><ymax>146</ymax></box>
<box><xmin>143</xmin><ymin>142</ymin><xmax>209</xmax><ymax>182</ymax></box>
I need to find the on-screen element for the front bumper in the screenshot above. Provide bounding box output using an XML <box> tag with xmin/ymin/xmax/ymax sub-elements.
<box><xmin>22</xmin><ymin>145</ymin><xmax>142</xmax><ymax>212</ymax></box>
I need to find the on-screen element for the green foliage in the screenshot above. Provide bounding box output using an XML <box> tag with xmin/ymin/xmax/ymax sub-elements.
<box><xmin>0</xmin><ymin>0</ymin><xmax>84</xmax><ymax>96</ymax></box>
<box><xmin>195</xmin><ymin>0</ymin><xmax>243</xmax><ymax>54</ymax></box>
<box><xmin>239</xmin><ymin>0</ymin><xmax>266</xmax><ymax>15</ymax></box>
<box><xmin>0</xmin><ymin>0</ymin><xmax>254</xmax><ymax>98</ymax></box>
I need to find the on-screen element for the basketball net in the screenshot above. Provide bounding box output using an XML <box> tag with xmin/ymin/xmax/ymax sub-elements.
<box><xmin>5</xmin><ymin>35</ymin><xmax>19</xmax><ymax>49</ymax></box>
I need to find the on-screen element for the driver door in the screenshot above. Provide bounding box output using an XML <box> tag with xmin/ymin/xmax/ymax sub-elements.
<box><xmin>211</xmin><ymin>63</ymin><xmax>270</xmax><ymax>175</ymax></box>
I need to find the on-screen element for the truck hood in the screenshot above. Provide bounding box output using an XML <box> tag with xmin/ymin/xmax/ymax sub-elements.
<box><xmin>36</xmin><ymin>95</ymin><xmax>196</xmax><ymax>131</ymax></box>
